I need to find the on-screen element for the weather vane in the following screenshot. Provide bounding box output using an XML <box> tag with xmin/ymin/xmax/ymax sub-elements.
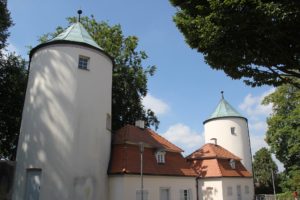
<box><xmin>221</xmin><ymin>91</ymin><xmax>224</xmax><ymax>99</ymax></box>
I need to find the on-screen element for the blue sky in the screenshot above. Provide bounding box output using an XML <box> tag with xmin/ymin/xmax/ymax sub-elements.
<box><xmin>7</xmin><ymin>0</ymin><xmax>282</xmax><ymax>169</ymax></box>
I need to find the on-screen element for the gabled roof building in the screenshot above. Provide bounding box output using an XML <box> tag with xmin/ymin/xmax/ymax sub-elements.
<box><xmin>13</xmin><ymin>17</ymin><xmax>254</xmax><ymax>200</ymax></box>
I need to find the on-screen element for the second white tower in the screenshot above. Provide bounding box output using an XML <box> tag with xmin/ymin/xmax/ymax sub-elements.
<box><xmin>203</xmin><ymin>94</ymin><xmax>253</xmax><ymax>173</ymax></box>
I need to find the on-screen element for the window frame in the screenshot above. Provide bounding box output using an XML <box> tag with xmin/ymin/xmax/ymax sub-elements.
<box><xmin>78</xmin><ymin>55</ymin><xmax>90</xmax><ymax>70</ymax></box>
<box><xmin>155</xmin><ymin>150</ymin><xmax>166</xmax><ymax>164</ymax></box>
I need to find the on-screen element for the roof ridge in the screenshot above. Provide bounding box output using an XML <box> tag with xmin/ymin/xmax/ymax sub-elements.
<box><xmin>147</xmin><ymin>128</ymin><xmax>183</xmax><ymax>152</ymax></box>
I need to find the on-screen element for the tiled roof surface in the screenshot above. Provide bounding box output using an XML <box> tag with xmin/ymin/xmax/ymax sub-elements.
<box><xmin>109</xmin><ymin>125</ymin><xmax>196</xmax><ymax>177</ymax></box>
<box><xmin>205</xmin><ymin>98</ymin><xmax>244</xmax><ymax>122</ymax></box>
<box><xmin>189</xmin><ymin>159</ymin><xmax>252</xmax><ymax>178</ymax></box>
<box><xmin>50</xmin><ymin>22</ymin><xmax>102</xmax><ymax>50</ymax></box>
<box><xmin>109</xmin><ymin>144</ymin><xmax>197</xmax><ymax>176</ymax></box>
<box><xmin>187</xmin><ymin>143</ymin><xmax>252</xmax><ymax>178</ymax></box>
<box><xmin>187</xmin><ymin>143</ymin><xmax>241</xmax><ymax>160</ymax></box>
<box><xmin>113</xmin><ymin>125</ymin><xmax>183</xmax><ymax>152</ymax></box>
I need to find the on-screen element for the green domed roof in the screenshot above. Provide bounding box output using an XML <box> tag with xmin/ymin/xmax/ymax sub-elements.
<box><xmin>50</xmin><ymin>22</ymin><xmax>102</xmax><ymax>50</ymax></box>
<box><xmin>204</xmin><ymin>95</ymin><xmax>245</xmax><ymax>123</ymax></box>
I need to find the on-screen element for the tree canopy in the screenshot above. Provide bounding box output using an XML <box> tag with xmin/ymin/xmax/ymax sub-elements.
<box><xmin>253</xmin><ymin>147</ymin><xmax>278</xmax><ymax>194</ymax></box>
<box><xmin>0</xmin><ymin>0</ymin><xmax>12</xmax><ymax>56</ymax></box>
<box><xmin>170</xmin><ymin>0</ymin><xmax>300</xmax><ymax>87</ymax></box>
<box><xmin>40</xmin><ymin>16</ymin><xmax>159</xmax><ymax>131</ymax></box>
<box><xmin>262</xmin><ymin>82</ymin><xmax>300</xmax><ymax>170</ymax></box>
<box><xmin>0</xmin><ymin>55</ymin><xmax>27</xmax><ymax>160</ymax></box>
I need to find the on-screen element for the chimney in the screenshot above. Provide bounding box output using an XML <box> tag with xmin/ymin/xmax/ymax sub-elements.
<box><xmin>135</xmin><ymin>120</ymin><xmax>145</xmax><ymax>129</ymax></box>
<box><xmin>210</xmin><ymin>138</ymin><xmax>217</xmax><ymax>145</ymax></box>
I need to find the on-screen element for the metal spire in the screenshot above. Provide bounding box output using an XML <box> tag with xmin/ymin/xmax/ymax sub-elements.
<box><xmin>77</xmin><ymin>10</ymin><xmax>82</xmax><ymax>22</ymax></box>
<box><xmin>221</xmin><ymin>91</ymin><xmax>224</xmax><ymax>99</ymax></box>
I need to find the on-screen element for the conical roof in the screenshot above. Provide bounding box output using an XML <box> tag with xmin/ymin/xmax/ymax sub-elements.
<box><xmin>204</xmin><ymin>95</ymin><xmax>245</xmax><ymax>123</ymax></box>
<box><xmin>50</xmin><ymin>22</ymin><xmax>102</xmax><ymax>50</ymax></box>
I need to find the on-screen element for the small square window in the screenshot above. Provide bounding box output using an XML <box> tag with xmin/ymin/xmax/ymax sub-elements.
<box><xmin>78</xmin><ymin>56</ymin><xmax>90</xmax><ymax>70</ymax></box>
<box><xmin>231</xmin><ymin>127</ymin><xmax>236</xmax><ymax>135</ymax></box>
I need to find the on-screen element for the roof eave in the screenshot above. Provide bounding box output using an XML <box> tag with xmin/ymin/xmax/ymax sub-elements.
<box><xmin>203</xmin><ymin>116</ymin><xmax>248</xmax><ymax>124</ymax></box>
<box><xmin>29</xmin><ymin>40</ymin><xmax>115</xmax><ymax>66</ymax></box>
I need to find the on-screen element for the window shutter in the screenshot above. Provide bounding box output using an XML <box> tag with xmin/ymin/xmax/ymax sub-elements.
<box><xmin>188</xmin><ymin>189</ymin><xmax>193</xmax><ymax>200</ymax></box>
<box><xmin>180</xmin><ymin>190</ymin><xmax>184</xmax><ymax>200</ymax></box>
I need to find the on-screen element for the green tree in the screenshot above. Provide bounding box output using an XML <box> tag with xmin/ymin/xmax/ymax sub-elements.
<box><xmin>0</xmin><ymin>54</ymin><xmax>27</xmax><ymax>160</ymax></box>
<box><xmin>262</xmin><ymin>83</ymin><xmax>300</xmax><ymax>170</ymax></box>
<box><xmin>169</xmin><ymin>0</ymin><xmax>300</xmax><ymax>87</ymax></box>
<box><xmin>253</xmin><ymin>147</ymin><xmax>278</xmax><ymax>194</ymax></box>
<box><xmin>0</xmin><ymin>0</ymin><xmax>12</xmax><ymax>55</ymax></box>
<box><xmin>39</xmin><ymin>16</ymin><xmax>159</xmax><ymax>131</ymax></box>
<box><xmin>262</xmin><ymin>83</ymin><xmax>300</xmax><ymax>192</ymax></box>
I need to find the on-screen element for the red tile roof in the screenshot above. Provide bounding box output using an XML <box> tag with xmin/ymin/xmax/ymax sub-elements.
<box><xmin>113</xmin><ymin>125</ymin><xmax>183</xmax><ymax>152</ymax></box>
<box><xmin>109</xmin><ymin>125</ymin><xmax>197</xmax><ymax>177</ymax></box>
<box><xmin>187</xmin><ymin>143</ymin><xmax>252</xmax><ymax>178</ymax></box>
<box><xmin>186</xmin><ymin>143</ymin><xmax>241</xmax><ymax>160</ymax></box>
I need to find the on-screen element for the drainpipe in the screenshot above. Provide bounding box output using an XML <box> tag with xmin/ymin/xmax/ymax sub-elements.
<box><xmin>196</xmin><ymin>175</ymin><xmax>200</xmax><ymax>200</ymax></box>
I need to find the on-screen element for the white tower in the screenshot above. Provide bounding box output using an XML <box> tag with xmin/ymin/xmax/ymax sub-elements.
<box><xmin>203</xmin><ymin>92</ymin><xmax>253</xmax><ymax>173</ymax></box>
<box><xmin>13</xmin><ymin>19</ymin><xmax>113</xmax><ymax>200</ymax></box>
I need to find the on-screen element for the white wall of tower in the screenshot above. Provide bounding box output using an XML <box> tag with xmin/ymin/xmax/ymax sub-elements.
<box><xmin>13</xmin><ymin>43</ymin><xmax>112</xmax><ymax>200</ymax></box>
<box><xmin>204</xmin><ymin>117</ymin><xmax>252</xmax><ymax>173</ymax></box>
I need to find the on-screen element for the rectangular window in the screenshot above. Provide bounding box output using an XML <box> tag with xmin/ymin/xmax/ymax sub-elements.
<box><xmin>136</xmin><ymin>190</ymin><xmax>148</xmax><ymax>200</ymax></box>
<box><xmin>227</xmin><ymin>186</ymin><xmax>233</xmax><ymax>196</ymax></box>
<box><xmin>231</xmin><ymin>127</ymin><xmax>236</xmax><ymax>135</ymax></box>
<box><xmin>180</xmin><ymin>189</ymin><xmax>192</xmax><ymax>200</ymax></box>
<box><xmin>245</xmin><ymin>185</ymin><xmax>249</xmax><ymax>194</ymax></box>
<box><xmin>155</xmin><ymin>151</ymin><xmax>166</xmax><ymax>164</ymax></box>
<box><xmin>160</xmin><ymin>188</ymin><xmax>170</xmax><ymax>200</ymax></box>
<box><xmin>78</xmin><ymin>56</ymin><xmax>90</xmax><ymax>70</ymax></box>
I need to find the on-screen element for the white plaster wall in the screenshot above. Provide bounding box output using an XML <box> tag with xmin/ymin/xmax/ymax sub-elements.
<box><xmin>198</xmin><ymin>178</ymin><xmax>223</xmax><ymax>200</ymax></box>
<box><xmin>221</xmin><ymin>177</ymin><xmax>254</xmax><ymax>200</ymax></box>
<box><xmin>109</xmin><ymin>175</ymin><xmax>196</xmax><ymax>200</ymax></box>
<box><xmin>204</xmin><ymin>118</ymin><xmax>253</xmax><ymax>173</ymax></box>
<box><xmin>12</xmin><ymin>44</ymin><xmax>112</xmax><ymax>200</ymax></box>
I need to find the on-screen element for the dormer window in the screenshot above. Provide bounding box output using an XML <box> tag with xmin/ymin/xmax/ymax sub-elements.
<box><xmin>155</xmin><ymin>150</ymin><xmax>166</xmax><ymax>164</ymax></box>
<box><xmin>78</xmin><ymin>55</ymin><xmax>90</xmax><ymax>70</ymax></box>
<box><xmin>229</xmin><ymin>159</ymin><xmax>236</xmax><ymax>169</ymax></box>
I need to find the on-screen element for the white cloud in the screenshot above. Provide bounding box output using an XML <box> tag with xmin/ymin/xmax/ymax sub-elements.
<box><xmin>142</xmin><ymin>93</ymin><xmax>170</xmax><ymax>115</ymax></box>
<box><xmin>239</xmin><ymin>88</ymin><xmax>275</xmax><ymax>119</ymax></box>
<box><xmin>161</xmin><ymin>123</ymin><xmax>203</xmax><ymax>155</ymax></box>
<box><xmin>249</xmin><ymin>121</ymin><xmax>268</xmax><ymax>132</ymax></box>
<box><xmin>250</xmin><ymin>134</ymin><xmax>284</xmax><ymax>171</ymax></box>
<box><xmin>1</xmin><ymin>40</ymin><xmax>19</xmax><ymax>55</ymax></box>
<box><xmin>250</xmin><ymin>134</ymin><xmax>268</xmax><ymax>154</ymax></box>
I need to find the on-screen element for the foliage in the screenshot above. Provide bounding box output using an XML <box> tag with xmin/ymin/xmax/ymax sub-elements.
<box><xmin>39</xmin><ymin>16</ymin><xmax>159</xmax><ymax>131</ymax></box>
<box><xmin>0</xmin><ymin>54</ymin><xmax>27</xmax><ymax>160</ymax></box>
<box><xmin>170</xmin><ymin>0</ymin><xmax>300</xmax><ymax>87</ymax></box>
<box><xmin>262</xmin><ymin>83</ymin><xmax>300</xmax><ymax>170</ymax></box>
<box><xmin>279</xmin><ymin>167</ymin><xmax>300</xmax><ymax>192</ymax></box>
<box><xmin>0</xmin><ymin>0</ymin><xmax>12</xmax><ymax>56</ymax></box>
<box><xmin>253</xmin><ymin>147</ymin><xmax>278</xmax><ymax>194</ymax></box>
<box><xmin>276</xmin><ymin>192</ymin><xmax>296</xmax><ymax>200</ymax></box>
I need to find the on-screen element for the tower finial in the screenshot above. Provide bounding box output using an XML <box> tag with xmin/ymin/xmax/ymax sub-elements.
<box><xmin>77</xmin><ymin>10</ymin><xmax>82</xmax><ymax>22</ymax></box>
<box><xmin>221</xmin><ymin>91</ymin><xmax>224</xmax><ymax>99</ymax></box>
